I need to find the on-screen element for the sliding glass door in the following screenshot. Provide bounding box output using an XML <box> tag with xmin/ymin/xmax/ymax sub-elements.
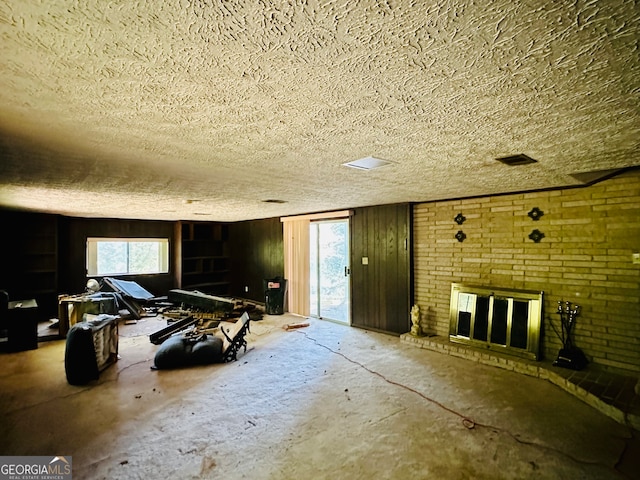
<box><xmin>310</xmin><ymin>219</ymin><xmax>350</xmax><ymax>324</ymax></box>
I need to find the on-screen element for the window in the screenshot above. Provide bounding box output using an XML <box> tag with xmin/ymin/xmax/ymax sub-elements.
<box><xmin>87</xmin><ymin>238</ymin><xmax>169</xmax><ymax>276</ymax></box>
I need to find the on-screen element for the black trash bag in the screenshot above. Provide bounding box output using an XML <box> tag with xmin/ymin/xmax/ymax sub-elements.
<box><xmin>191</xmin><ymin>336</ymin><xmax>223</xmax><ymax>365</ymax></box>
<box><xmin>153</xmin><ymin>334</ymin><xmax>191</xmax><ymax>370</ymax></box>
<box><xmin>153</xmin><ymin>333</ymin><xmax>223</xmax><ymax>369</ymax></box>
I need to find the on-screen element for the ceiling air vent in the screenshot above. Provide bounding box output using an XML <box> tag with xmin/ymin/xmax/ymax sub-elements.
<box><xmin>495</xmin><ymin>154</ymin><xmax>537</xmax><ymax>166</ymax></box>
<box><xmin>343</xmin><ymin>156</ymin><xmax>393</xmax><ymax>171</ymax></box>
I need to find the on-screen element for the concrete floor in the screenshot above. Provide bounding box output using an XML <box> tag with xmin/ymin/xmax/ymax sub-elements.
<box><xmin>1</xmin><ymin>314</ymin><xmax>638</xmax><ymax>479</ymax></box>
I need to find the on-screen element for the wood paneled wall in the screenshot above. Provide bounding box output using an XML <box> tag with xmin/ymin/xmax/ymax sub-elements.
<box><xmin>59</xmin><ymin>216</ymin><xmax>177</xmax><ymax>297</ymax></box>
<box><xmin>0</xmin><ymin>210</ymin><xmax>59</xmax><ymax>318</ymax></box>
<box><xmin>228</xmin><ymin>217</ymin><xmax>284</xmax><ymax>302</ymax></box>
<box><xmin>2</xmin><ymin>206</ymin><xmax>414</xmax><ymax>337</ymax></box>
<box><xmin>350</xmin><ymin>203</ymin><xmax>412</xmax><ymax>335</ymax></box>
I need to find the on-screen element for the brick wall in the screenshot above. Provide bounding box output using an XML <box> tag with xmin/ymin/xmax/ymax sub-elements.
<box><xmin>413</xmin><ymin>169</ymin><xmax>640</xmax><ymax>373</ymax></box>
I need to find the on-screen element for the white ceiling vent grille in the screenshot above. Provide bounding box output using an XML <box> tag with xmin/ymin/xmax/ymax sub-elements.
<box><xmin>343</xmin><ymin>156</ymin><xmax>393</xmax><ymax>171</ymax></box>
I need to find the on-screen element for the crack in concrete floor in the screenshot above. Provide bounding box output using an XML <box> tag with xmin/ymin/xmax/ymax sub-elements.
<box><xmin>296</xmin><ymin>329</ymin><xmax>636</xmax><ymax>475</ymax></box>
<box><xmin>1</xmin><ymin>314</ymin><xmax>638</xmax><ymax>479</ymax></box>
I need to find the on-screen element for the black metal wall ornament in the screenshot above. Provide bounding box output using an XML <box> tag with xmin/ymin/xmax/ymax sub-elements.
<box><xmin>454</xmin><ymin>213</ymin><xmax>466</xmax><ymax>225</ymax></box>
<box><xmin>528</xmin><ymin>229</ymin><xmax>545</xmax><ymax>243</ymax></box>
<box><xmin>528</xmin><ymin>207</ymin><xmax>544</xmax><ymax>221</ymax></box>
<box><xmin>455</xmin><ymin>230</ymin><xmax>467</xmax><ymax>242</ymax></box>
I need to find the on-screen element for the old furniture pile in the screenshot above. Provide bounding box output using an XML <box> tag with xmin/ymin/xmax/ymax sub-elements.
<box><xmin>150</xmin><ymin>289</ymin><xmax>260</xmax><ymax>369</ymax></box>
<box><xmin>64</xmin><ymin>280</ymin><xmax>260</xmax><ymax>384</ymax></box>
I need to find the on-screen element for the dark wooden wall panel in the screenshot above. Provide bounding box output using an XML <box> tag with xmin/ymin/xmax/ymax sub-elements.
<box><xmin>59</xmin><ymin>217</ymin><xmax>177</xmax><ymax>297</ymax></box>
<box><xmin>228</xmin><ymin>217</ymin><xmax>284</xmax><ymax>303</ymax></box>
<box><xmin>0</xmin><ymin>210</ymin><xmax>60</xmax><ymax>319</ymax></box>
<box><xmin>351</xmin><ymin>203</ymin><xmax>412</xmax><ymax>335</ymax></box>
<box><xmin>2</xmin><ymin>206</ymin><xmax>412</xmax><ymax>333</ymax></box>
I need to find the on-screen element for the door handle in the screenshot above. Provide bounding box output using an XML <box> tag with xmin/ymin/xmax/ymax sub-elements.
<box><xmin>344</xmin><ymin>266</ymin><xmax>350</xmax><ymax>276</ymax></box>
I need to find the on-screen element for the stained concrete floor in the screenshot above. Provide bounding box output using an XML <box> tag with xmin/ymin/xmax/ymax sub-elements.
<box><xmin>1</xmin><ymin>314</ymin><xmax>639</xmax><ymax>479</ymax></box>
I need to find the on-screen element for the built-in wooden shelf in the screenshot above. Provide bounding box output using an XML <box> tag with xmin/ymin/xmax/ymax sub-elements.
<box><xmin>180</xmin><ymin>221</ymin><xmax>230</xmax><ymax>296</ymax></box>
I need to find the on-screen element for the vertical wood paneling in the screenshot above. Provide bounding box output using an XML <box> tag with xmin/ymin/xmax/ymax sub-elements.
<box><xmin>60</xmin><ymin>217</ymin><xmax>176</xmax><ymax>295</ymax></box>
<box><xmin>351</xmin><ymin>203</ymin><xmax>411</xmax><ymax>334</ymax></box>
<box><xmin>229</xmin><ymin>217</ymin><xmax>284</xmax><ymax>302</ymax></box>
<box><xmin>0</xmin><ymin>210</ymin><xmax>59</xmax><ymax>319</ymax></box>
<box><xmin>0</xmin><ymin>212</ymin><xmax>176</xmax><ymax>318</ymax></box>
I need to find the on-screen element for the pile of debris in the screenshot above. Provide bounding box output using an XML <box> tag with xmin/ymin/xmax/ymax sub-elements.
<box><xmin>150</xmin><ymin>289</ymin><xmax>263</xmax><ymax>344</ymax></box>
<box><xmin>77</xmin><ymin>279</ymin><xmax>263</xmax><ymax>346</ymax></box>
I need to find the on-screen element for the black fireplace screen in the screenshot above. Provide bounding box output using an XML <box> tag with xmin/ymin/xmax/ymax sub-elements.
<box><xmin>449</xmin><ymin>284</ymin><xmax>543</xmax><ymax>360</ymax></box>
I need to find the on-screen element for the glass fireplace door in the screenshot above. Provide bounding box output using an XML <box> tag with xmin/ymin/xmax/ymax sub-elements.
<box><xmin>449</xmin><ymin>283</ymin><xmax>542</xmax><ymax>360</ymax></box>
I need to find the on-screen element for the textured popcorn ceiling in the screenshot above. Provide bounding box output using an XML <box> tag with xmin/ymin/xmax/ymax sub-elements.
<box><xmin>0</xmin><ymin>1</ymin><xmax>638</xmax><ymax>221</ymax></box>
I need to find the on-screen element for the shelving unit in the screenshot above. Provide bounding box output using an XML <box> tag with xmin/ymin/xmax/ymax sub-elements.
<box><xmin>180</xmin><ymin>221</ymin><xmax>230</xmax><ymax>295</ymax></box>
<box><xmin>6</xmin><ymin>213</ymin><xmax>59</xmax><ymax>320</ymax></box>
